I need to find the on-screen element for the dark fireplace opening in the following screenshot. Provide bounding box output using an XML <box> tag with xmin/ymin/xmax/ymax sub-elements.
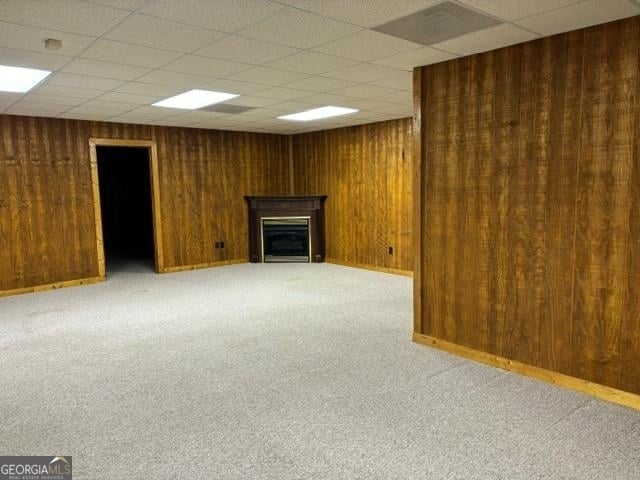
<box><xmin>262</xmin><ymin>217</ymin><xmax>310</xmax><ymax>263</ymax></box>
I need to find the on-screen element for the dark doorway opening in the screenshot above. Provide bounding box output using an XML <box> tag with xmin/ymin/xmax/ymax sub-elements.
<box><xmin>96</xmin><ymin>146</ymin><xmax>155</xmax><ymax>274</ymax></box>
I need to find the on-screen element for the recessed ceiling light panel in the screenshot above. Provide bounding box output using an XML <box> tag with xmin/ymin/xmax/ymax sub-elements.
<box><xmin>153</xmin><ymin>89</ymin><xmax>239</xmax><ymax>109</ymax></box>
<box><xmin>278</xmin><ymin>106</ymin><xmax>358</xmax><ymax>122</ymax></box>
<box><xmin>0</xmin><ymin>65</ymin><xmax>51</xmax><ymax>93</ymax></box>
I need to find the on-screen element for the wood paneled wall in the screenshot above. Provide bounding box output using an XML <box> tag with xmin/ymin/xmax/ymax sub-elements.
<box><xmin>414</xmin><ymin>17</ymin><xmax>640</xmax><ymax>394</ymax></box>
<box><xmin>292</xmin><ymin>119</ymin><xmax>413</xmax><ymax>273</ymax></box>
<box><xmin>0</xmin><ymin>115</ymin><xmax>289</xmax><ymax>292</ymax></box>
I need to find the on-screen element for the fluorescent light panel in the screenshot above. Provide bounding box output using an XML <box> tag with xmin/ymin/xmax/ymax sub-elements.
<box><xmin>0</xmin><ymin>65</ymin><xmax>51</xmax><ymax>93</ymax></box>
<box><xmin>278</xmin><ymin>106</ymin><xmax>358</xmax><ymax>121</ymax></box>
<box><xmin>153</xmin><ymin>89</ymin><xmax>239</xmax><ymax>109</ymax></box>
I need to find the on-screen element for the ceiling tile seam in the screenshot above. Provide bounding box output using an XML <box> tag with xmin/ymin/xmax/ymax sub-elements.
<box><xmin>45</xmin><ymin>4</ymin><xmax>158</xmax><ymax>119</ymax></box>
<box><xmin>278</xmin><ymin>75</ymin><xmax>409</xmax><ymax>93</ymax></box>
<box><xmin>0</xmin><ymin>18</ymin><xmax>98</xmax><ymax>42</ymax></box>
<box><xmin>446</xmin><ymin>0</ymin><xmax>545</xmax><ymax>39</ymax></box>
<box><xmin>249</xmin><ymin>89</ymin><xmax>409</xmax><ymax>107</ymax></box>
<box><xmin>369</xmin><ymin>45</ymin><xmax>462</xmax><ymax>68</ymax></box>
<box><xmin>460</xmin><ymin>0</ymin><xmax>590</xmax><ymax>22</ymax></box>
<box><xmin>267</xmin><ymin>0</ymin><xmax>425</xmax><ymax>30</ymax></box>
<box><xmin>109</xmin><ymin>4</ymin><xmax>309</xmax><ymax>104</ymax></box>
<box><xmin>78</xmin><ymin>0</ymin><xmax>143</xmax><ymax>13</ymax></box>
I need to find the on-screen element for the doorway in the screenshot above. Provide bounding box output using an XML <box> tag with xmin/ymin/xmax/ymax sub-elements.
<box><xmin>89</xmin><ymin>139</ymin><xmax>164</xmax><ymax>277</ymax></box>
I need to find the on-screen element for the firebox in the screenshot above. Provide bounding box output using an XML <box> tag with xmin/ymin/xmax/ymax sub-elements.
<box><xmin>261</xmin><ymin>217</ymin><xmax>310</xmax><ymax>262</ymax></box>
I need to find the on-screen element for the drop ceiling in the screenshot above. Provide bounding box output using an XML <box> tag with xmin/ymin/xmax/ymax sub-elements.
<box><xmin>0</xmin><ymin>0</ymin><xmax>638</xmax><ymax>134</ymax></box>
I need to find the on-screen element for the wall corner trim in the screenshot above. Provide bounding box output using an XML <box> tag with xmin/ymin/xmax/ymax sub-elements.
<box><xmin>412</xmin><ymin>332</ymin><xmax>640</xmax><ymax>411</ymax></box>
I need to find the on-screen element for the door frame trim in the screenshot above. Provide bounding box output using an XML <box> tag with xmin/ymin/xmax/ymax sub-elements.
<box><xmin>89</xmin><ymin>138</ymin><xmax>164</xmax><ymax>277</ymax></box>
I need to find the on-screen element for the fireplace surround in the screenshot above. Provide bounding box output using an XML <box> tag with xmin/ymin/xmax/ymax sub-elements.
<box><xmin>245</xmin><ymin>196</ymin><xmax>327</xmax><ymax>263</ymax></box>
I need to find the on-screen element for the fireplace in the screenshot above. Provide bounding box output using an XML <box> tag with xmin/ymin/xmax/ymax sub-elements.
<box><xmin>262</xmin><ymin>217</ymin><xmax>310</xmax><ymax>262</ymax></box>
<box><xmin>245</xmin><ymin>196</ymin><xmax>327</xmax><ymax>263</ymax></box>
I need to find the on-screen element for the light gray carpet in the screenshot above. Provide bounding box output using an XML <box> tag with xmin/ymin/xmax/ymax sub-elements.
<box><xmin>0</xmin><ymin>263</ymin><xmax>638</xmax><ymax>480</ymax></box>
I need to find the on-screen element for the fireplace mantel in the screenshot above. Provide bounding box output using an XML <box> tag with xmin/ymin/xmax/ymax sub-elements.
<box><xmin>245</xmin><ymin>195</ymin><xmax>327</xmax><ymax>263</ymax></box>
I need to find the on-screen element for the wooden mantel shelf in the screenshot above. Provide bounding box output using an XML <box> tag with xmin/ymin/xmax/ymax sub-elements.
<box><xmin>244</xmin><ymin>195</ymin><xmax>327</xmax><ymax>263</ymax></box>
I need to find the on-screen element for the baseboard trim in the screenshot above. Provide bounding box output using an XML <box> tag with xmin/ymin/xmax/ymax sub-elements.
<box><xmin>412</xmin><ymin>332</ymin><xmax>640</xmax><ymax>411</ymax></box>
<box><xmin>0</xmin><ymin>276</ymin><xmax>104</xmax><ymax>298</ymax></box>
<box><xmin>162</xmin><ymin>258</ymin><xmax>247</xmax><ymax>273</ymax></box>
<box><xmin>325</xmin><ymin>258</ymin><xmax>413</xmax><ymax>277</ymax></box>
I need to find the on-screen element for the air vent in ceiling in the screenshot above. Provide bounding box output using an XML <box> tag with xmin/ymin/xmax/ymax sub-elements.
<box><xmin>198</xmin><ymin>104</ymin><xmax>256</xmax><ymax>114</ymax></box>
<box><xmin>372</xmin><ymin>1</ymin><xmax>502</xmax><ymax>46</ymax></box>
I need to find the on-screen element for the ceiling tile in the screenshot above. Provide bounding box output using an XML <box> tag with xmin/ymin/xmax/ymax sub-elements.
<box><xmin>20</xmin><ymin>94</ymin><xmax>86</xmax><ymax>106</ymax></box>
<box><xmin>133</xmin><ymin>105</ymin><xmax>177</xmax><ymax>115</ymax></box>
<box><xmin>0</xmin><ymin>0</ymin><xmax>129</xmax><ymax>36</ymax></box>
<box><xmin>10</xmin><ymin>101</ymin><xmax>70</xmax><ymax>113</ymax></box>
<box><xmin>80</xmin><ymin>40</ymin><xmax>182</xmax><ymax>69</ymax></box>
<box><xmin>107</xmin><ymin>111</ymin><xmax>168</xmax><ymax>122</ymax></box>
<box><xmin>62</xmin><ymin>58</ymin><xmax>150</xmax><ymax>80</ymax></box>
<box><xmin>97</xmin><ymin>92</ymin><xmax>160</xmax><ymax>104</ymax></box>
<box><xmin>148</xmin><ymin>118</ymin><xmax>193</xmax><ymax>126</ymax></box>
<box><xmin>0</xmin><ymin>46</ymin><xmax>71</xmax><ymax>70</ymax></box>
<box><xmin>362</xmin><ymin>102</ymin><xmax>412</xmax><ymax>115</ymax></box>
<box><xmin>374</xmin><ymin>90</ymin><xmax>413</xmax><ymax>105</ymax></box>
<box><xmin>0</xmin><ymin>21</ymin><xmax>96</xmax><ymax>56</ymax></box>
<box><xmin>46</xmin><ymin>72</ymin><xmax>126</xmax><ymax>90</ymax></box>
<box><xmin>272</xmin><ymin>0</ymin><xmax>441</xmax><ymax>28</ymax></box>
<box><xmin>327</xmin><ymin>98</ymin><xmax>400</xmax><ymax>111</ymax></box>
<box><xmin>329</xmin><ymin>84</ymin><xmax>401</xmax><ymax>99</ymax></box>
<box><xmin>224</xmin><ymin>96</ymin><xmax>281</xmax><ymax>107</ymax></box>
<box><xmin>264</xmin><ymin>51</ymin><xmax>357</xmax><ymax>75</ymax></box>
<box><xmin>0</xmin><ymin>92</ymin><xmax>23</xmax><ymax>103</ymax></box>
<box><xmin>104</xmin><ymin>116</ymin><xmax>149</xmax><ymax>125</ymax></box>
<box><xmin>227</xmin><ymin>66</ymin><xmax>309</xmax><ymax>86</ymax></box>
<box><xmin>295</xmin><ymin>93</ymin><xmax>358</xmax><ymax>106</ymax></box>
<box><xmin>282</xmin><ymin>76</ymin><xmax>357</xmax><ymax>93</ymax></box>
<box><xmin>195</xmin><ymin>36</ymin><xmax>299</xmax><ymax>65</ymax></box>
<box><xmin>431</xmin><ymin>24</ymin><xmax>539</xmax><ymax>56</ymax></box>
<box><xmin>163</xmin><ymin>110</ymin><xmax>224</xmax><ymax>121</ymax></box>
<box><xmin>239</xmin><ymin>7</ymin><xmax>360</xmax><ymax>49</ymax></box>
<box><xmin>135</xmin><ymin>70</ymin><xmax>213</xmax><ymax>88</ymax></box>
<box><xmin>370</xmin><ymin>72</ymin><xmax>413</xmax><ymax>90</ymax></box>
<box><xmin>34</xmin><ymin>84</ymin><xmax>105</xmax><ymax>99</ymax></box>
<box><xmin>140</xmin><ymin>0</ymin><xmax>283</xmax><ymax>32</ymax></box>
<box><xmin>74</xmin><ymin>99</ymin><xmax>139</xmax><ymax>111</ymax></box>
<box><xmin>202</xmin><ymin>78</ymin><xmax>271</xmax><ymax>95</ymax></box>
<box><xmin>114</xmin><ymin>82</ymin><xmax>185</xmax><ymax>97</ymax></box>
<box><xmin>515</xmin><ymin>0</ymin><xmax>640</xmax><ymax>36</ymax></box>
<box><xmin>313</xmin><ymin>29</ymin><xmax>420</xmax><ymax>61</ymax></box>
<box><xmin>6</xmin><ymin>108</ymin><xmax>62</xmax><ymax>117</ymax></box>
<box><xmin>263</xmin><ymin>101</ymin><xmax>316</xmax><ymax>113</ymax></box>
<box><xmin>458</xmin><ymin>0</ymin><xmax>585</xmax><ymax>21</ymax></box>
<box><xmin>253</xmin><ymin>87</ymin><xmax>310</xmax><ymax>100</ymax></box>
<box><xmin>105</xmin><ymin>14</ymin><xmax>225</xmax><ymax>52</ymax></box>
<box><xmin>59</xmin><ymin>112</ymin><xmax>111</xmax><ymax>121</ymax></box>
<box><xmin>323</xmin><ymin>63</ymin><xmax>405</xmax><ymax>82</ymax></box>
<box><xmin>82</xmin><ymin>0</ymin><xmax>146</xmax><ymax>10</ymax></box>
<box><xmin>372</xmin><ymin>46</ymin><xmax>458</xmax><ymax>70</ymax></box>
<box><xmin>162</xmin><ymin>55</ymin><xmax>251</xmax><ymax>78</ymax></box>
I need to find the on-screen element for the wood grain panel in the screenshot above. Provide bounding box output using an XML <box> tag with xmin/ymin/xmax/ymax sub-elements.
<box><xmin>415</xmin><ymin>17</ymin><xmax>640</xmax><ymax>395</ymax></box>
<box><xmin>292</xmin><ymin>119</ymin><xmax>413</xmax><ymax>273</ymax></box>
<box><xmin>572</xmin><ymin>19</ymin><xmax>640</xmax><ymax>392</ymax></box>
<box><xmin>0</xmin><ymin>115</ymin><xmax>290</xmax><ymax>292</ymax></box>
